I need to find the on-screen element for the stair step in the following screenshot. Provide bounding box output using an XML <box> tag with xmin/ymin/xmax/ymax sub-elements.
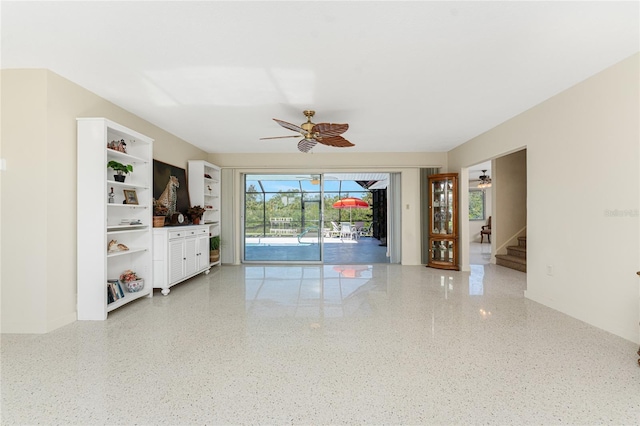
<box><xmin>506</xmin><ymin>245</ymin><xmax>527</xmax><ymax>259</ymax></box>
<box><xmin>518</xmin><ymin>236</ymin><xmax>527</xmax><ymax>248</ymax></box>
<box><xmin>495</xmin><ymin>254</ymin><xmax>527</xmax><ymax>272</ymax></box>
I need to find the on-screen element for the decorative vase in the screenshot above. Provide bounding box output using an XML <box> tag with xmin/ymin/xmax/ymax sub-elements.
<box><xmin>193</xmin><ymin>217</ymin><xmax>201</xmax><ymax>225</ymax></box>
<box><xmin>122</xmin><ymin>279</ymin><xmax>144</xmax><ymax>293</ymax></box>
<box><xmin>114</xmin><ymin>174</ymin><xmax>126</xmax><ymax>182</ymax></box>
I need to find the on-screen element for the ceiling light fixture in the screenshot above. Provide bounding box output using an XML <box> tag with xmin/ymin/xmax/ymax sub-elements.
<box><xmin>477</xmin><ymin>170</ymin><xmax>492</xmax><ymax>189</ymax></box>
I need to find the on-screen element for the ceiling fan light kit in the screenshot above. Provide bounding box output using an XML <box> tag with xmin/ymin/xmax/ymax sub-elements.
<box><xmin>477</xmin><ymin>170</ymin><xmax>492</xmax><ymax>189</ymax></box>
<box><xmin>260</xmin><ymin>110</ymin><xmax>354</xmax><ymax>153</ymax></box>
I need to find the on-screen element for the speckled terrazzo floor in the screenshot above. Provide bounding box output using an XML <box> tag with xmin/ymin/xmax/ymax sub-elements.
<box><xmin>2</xmin><ymin>264</ymin><xmax>639</xmax><ymax>425</ymax></box>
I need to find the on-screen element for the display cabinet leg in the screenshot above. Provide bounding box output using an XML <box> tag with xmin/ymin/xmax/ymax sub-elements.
<box><xmin>205</xmin><ymin>269</ymin><xmax>210</xmax><ymax>275</ymax></box>
<box><xmin>161</xmin><ymin>288</ymin><xmax>170</xmax><ymax>296</ymax></box>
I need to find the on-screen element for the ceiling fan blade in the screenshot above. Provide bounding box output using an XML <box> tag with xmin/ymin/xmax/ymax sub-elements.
<box><xmin>297</xmin><ymin>139</ymin><xmax>317</xmax><ymax>153</ymax></box>
<box><xmin>312</xmin><ymin>122</ymin><xmax>349</xmax><ymax>137</ymax></box>
<box><xmin>273</xmin><ymin>118</ymin><xmax>305</xmax><ymax>135</ymax></box>
<box><xmin>259</xmin><ymin>135</ymin><xmax>302</xmax><ymax>140</ymax></box>
<box><xmin>317</xmin><ymin>135</ymin><xmax>354</xmax><ymax>148</ymax></box>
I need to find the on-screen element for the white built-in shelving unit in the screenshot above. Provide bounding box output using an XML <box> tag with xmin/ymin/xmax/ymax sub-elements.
<box><xmin>188</xmin><ymin>160</ymin><xmax>221</xmax><ymax>267</ymax></box>
<box><xmin>77</xmin><ymin>118</ymin><xmax>153</xmax><ymax>320</ymax></box>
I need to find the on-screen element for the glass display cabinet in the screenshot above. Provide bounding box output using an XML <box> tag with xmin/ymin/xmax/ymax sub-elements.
<box><xmin>427</xmin><ymin>173</ymin><xmax>459</xmax><ymax>270</ymax></box>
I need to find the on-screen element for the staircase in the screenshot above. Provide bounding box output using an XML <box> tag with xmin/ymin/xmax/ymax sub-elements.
<box><xmin>495</xmin><ymin>236</ymin><xmax>526</xmax><ymax>272</ymax></box>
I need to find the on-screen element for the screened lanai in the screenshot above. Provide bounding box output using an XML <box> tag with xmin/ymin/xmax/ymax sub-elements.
<box><xmin>243</xmin><ymin>173</ymin><xmax>389</xmax><ymax>263</ymax></box>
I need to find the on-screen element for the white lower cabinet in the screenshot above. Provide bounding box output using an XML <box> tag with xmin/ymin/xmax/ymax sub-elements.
<box><xmin>154</xmin><ymin>225</ymin><xmax>210</xmax><ymax>295</ymax></box>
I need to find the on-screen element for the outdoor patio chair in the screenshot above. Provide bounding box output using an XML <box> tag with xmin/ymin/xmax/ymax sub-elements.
<box><xmin>329</xmin><ymin>221</ymin><xmax>341</xmax><ymax>237</ymax></box>
<box><xmin>354</xmin><ymin>221</ymin><xmax>364</xmax><ymax>234</ymax></box>
<box><xmin>340</xmin><ymin>222</ymin><xmax>357</xmax><ymax>240</ymax></box>
<box><xmin>358</xmin><ymin>223</ymin><xmax>373</xmax><ymax>237</ymax></box>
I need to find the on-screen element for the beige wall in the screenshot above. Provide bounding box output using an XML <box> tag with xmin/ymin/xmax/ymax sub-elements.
<box><xmin>494</xmin><ymin>149</ymin><xmax>527</xmax><ymax>252</ymax></box>
<box><xmin>448</xmin><ymin>53</ymin><xmax>639</xmax><ymax>343</ymax></box>
<box><xmin>0</xmin><ymin>69</ymin><xmax>208</xmax><ymax>333</ymax></box>
<box><xmin>209</xmin><ymin>152</ymin><xmax>446</xmax><ymax>169</ymax></box>
<box><xmin>1</xmin><ymin>70</ymin><xmax>49</xmax><ymax>332</ymax></box>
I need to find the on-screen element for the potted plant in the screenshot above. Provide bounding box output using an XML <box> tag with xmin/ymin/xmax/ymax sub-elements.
<box><xmin>210</xmin><ymin>235</ymin><xmax>220</xmax><ymax>263</ymax></box>
<box><xmin>187</xmin><ymin>205</ymin><xmax>206</xmax><ymax>224</ymax></box>
<box><xmin>153</xmin><ymin>199</ymin><xmax>168</xmax><ymax>227</ymax></box>
<box><xmin>107</xmin><ymin>160</ymin><xmax>133</xmax><ymax>182</ymax></box>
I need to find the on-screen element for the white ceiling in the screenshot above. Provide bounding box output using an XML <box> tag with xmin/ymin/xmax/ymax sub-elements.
<box><xmin>2</xmin><ymin>1</ymin><xmax>638</xmax><ymax>154</ymax></box>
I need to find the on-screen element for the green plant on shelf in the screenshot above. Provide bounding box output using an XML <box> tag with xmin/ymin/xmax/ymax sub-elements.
<box><xmin>107</xmin><ymin>160</ymin><xmax>133</xmax><ymax>175</ymax></box>
<box><xmin>210</xmin><ymin>235</ymin><xmax>220</xmax><ymax>251</ymax></box>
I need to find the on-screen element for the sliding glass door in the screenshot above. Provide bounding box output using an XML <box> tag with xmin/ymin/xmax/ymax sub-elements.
<box><xmin>244</xmin><ymin>174</ymin><xmax>322</xmax><ymax>262</ymax></box>
<box><xmin>241</xmin><ymin>172</ymin><xmax>393</xmax><ymax>264</ymax></box>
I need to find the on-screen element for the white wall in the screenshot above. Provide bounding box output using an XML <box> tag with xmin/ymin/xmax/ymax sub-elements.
<box><xmin>448</xmin><ymin>54</ymin><xmax>639</xmax><ymax>343</ymax></box>
<box><xmin>0</xmin><ymin>69</ymin><xmax>209</xmax><ymax>333</ymax></box>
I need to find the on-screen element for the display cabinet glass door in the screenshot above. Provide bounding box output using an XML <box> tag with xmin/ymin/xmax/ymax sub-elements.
<box><xmin>431</xmin><ymin>177</ymin><xmax>455</xmax><ymax>235</ymax></box>
<box><xmin>428</xmin><ymin>239</ymin><xmax>456</xmax><ymax>267</ymax></box>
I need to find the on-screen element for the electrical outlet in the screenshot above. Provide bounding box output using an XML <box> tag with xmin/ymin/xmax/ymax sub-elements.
<box><xmin>546</xmin><ymin>265</ymin><xmax>554</xmax><ymax>276</ymax></box>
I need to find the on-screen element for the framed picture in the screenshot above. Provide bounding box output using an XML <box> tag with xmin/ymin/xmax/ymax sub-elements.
<box><xmin>123</xmin><ymin>189</ymin><xmax>138</xmax><ymax>205</ymax></box>
<box><xmin>153</xmin><ymin>160</ymin><xmax>190</xmax><ymax>217</ymax></box>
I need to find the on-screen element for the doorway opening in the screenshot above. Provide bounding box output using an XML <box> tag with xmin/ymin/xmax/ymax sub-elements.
<box><xmin>468</xmin><ymin>161</ymin><xmax>492</xmax><ymax>266</ymax></box>
<box><xmin>465</xmin><ymin>149</ymin><xmax>527</xmax><ymax>272</ymax></box>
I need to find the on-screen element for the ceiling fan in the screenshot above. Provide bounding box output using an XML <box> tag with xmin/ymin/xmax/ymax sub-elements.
<box><xmin>472</xmin><ymin>170</ymin><xmax>492</xmax><ymax>188</ymax></box>
<box><xmin>260</xmin><ymin>110</ymin><xmax>354</xmax><ymax>153</ymax></box>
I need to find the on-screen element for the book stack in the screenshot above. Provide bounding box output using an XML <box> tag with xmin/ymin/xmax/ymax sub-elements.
<box><xmin>107</xmin><ymin>279</ymin><xmax>125</xmax><ymax>304</ymax></box>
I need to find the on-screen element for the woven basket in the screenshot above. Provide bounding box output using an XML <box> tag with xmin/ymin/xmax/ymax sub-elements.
<box><xmin>210</xmin><ymin>250</ymin><xmax>220</xmax><ymax>263</ymax></box>
<box><xmin>153</xmin><ymin>216</ymin><xmax>165</xmax><ymax>227</ymax></box>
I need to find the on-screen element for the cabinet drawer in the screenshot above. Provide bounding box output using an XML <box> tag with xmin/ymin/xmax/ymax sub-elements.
<box><xmin>169</xmin><ymin>230</ymin><xmax>186</xmax><ymax>240</ymax></box>
<box><xmin>184</xmin><ymin>228</ymin><xmax>208</xmax><ymax>237</ymax></box>
<box><xmin>168</xmin><ymin>227</ymin><xmax>208</xmax><ymax>240</ymax></box>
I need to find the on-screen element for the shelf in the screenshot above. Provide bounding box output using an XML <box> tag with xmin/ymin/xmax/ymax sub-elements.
<box><xmin>107</xmin><ymin>149</ymin><xmax>148</xmax><ymax>164</ymax></box>
<box><xmin>107</xmin><ymin>203</ymin><xmax>148</xmax><ymax>209</ymax></box>
<box><xmin>107</xmin><ymin>226</ymin><xmax>149</xmax><ymax>234</ymax></box>
<box><xmin>188</xmin><ymin>160</ymin><xmax>221</xmax><ymax>276</ymax></box>
<box><xmin>78</xmin><ymin>118</ymin><xmax>153</xmax><ymax>321</ymax></box>
<box><xmin>107</xmin><ymin>247</ymin><xmax>147</xmax><ymax>258</ymax></box>
<box><xmin>107</xmin><ymin>287</ymin><xmax>152</xmax><ymax>312</ymax></box>
<box><xmin>106</xmin><ymin>180</ymin><xmax>150</xmax><ymax>190</ymax></box>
